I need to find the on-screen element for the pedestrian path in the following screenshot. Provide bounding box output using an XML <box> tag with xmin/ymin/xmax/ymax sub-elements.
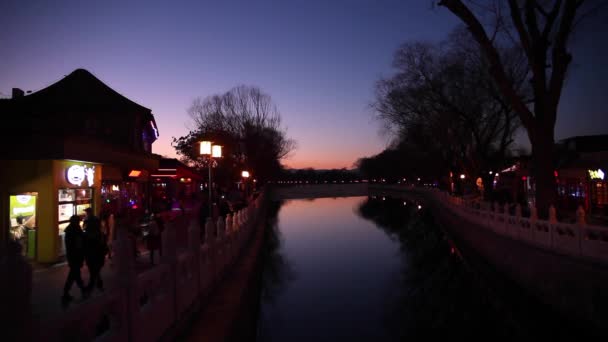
<box><xmin>31</xmin><ymin>252</ymin><xmax>157</xmax><ymax>319</ymax></box>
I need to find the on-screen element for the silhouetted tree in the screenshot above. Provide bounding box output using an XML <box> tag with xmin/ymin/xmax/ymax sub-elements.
<box><xmin>172</xmin><ymin>85</ymin><xmax>295</xmax><ymax>185</ymax></box>
<box><xmin>373</xmin><ymin>29</ymin><xmax>526</xmax><ymax>197</ymax></box>
<box><xmin>437</xmin><ymin>0</ymin><xmax>601</xmax><ymax>216</ymax></box>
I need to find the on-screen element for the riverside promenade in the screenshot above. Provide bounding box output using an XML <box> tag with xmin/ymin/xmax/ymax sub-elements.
<box><xmin>4</xmin><ymin>191</ymin><xmax>269</xmax><ymax>342</ymax></box>
<box><xmin>370</xmin><ymin>184</ymin><xmax>608</xmax><ymax>336</ymax></box>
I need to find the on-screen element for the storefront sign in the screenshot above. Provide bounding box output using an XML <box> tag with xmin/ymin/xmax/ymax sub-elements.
<box><xmin>10</xmin><ymin>195</ymin><xmax>36</xmax><ymax>218</ymax></box>
<box><xmin>588</xmin><ymin>169</ymin><xmax>605</xmax><ymax>180</ymax></box>
<box><xmin>66</xmin><ymin>165</ymin><xmax>95</xmax><ymax>186</ymax></box>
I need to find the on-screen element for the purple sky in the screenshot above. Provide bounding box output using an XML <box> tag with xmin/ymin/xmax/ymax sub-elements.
<box><xmin>2</xmin><ymin>1</ymin><xmax>607</xmax><ymax>169</ymax></box>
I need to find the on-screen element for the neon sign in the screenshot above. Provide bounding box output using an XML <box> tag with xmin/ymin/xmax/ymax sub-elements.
<box><xmin>588</xmin><ymin>169</ymin><xmax>605</xmax><ymax>180</ymax></box>
<box><xmin>67</xmin><ymin>165</ymin><xmax>95</xmax><ymax>186</ymax></box>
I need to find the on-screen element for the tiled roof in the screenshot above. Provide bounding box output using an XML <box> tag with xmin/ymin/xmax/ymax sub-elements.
<box><xmin>4</xmin><ymin>68</ymin><xmax>152</xmax><ymax>115</ymax></box>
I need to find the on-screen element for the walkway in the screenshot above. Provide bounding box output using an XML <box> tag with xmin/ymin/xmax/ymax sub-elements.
<box><xmin>30</xmin><ymin>207</ymin><xmax>195</xmax><ymax>322</ymax></box>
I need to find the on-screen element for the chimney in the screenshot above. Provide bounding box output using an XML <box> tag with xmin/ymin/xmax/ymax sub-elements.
<box><xmin>12</xmin><ymin>88</ymin><xmax>24</xmax><ymax>99</ymax></box>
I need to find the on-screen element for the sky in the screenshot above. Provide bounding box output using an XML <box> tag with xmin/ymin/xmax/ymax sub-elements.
<box><xmin>1</xmin><ymin>0</ymin><xmax>607</xmax><ymax>169</ymax></box>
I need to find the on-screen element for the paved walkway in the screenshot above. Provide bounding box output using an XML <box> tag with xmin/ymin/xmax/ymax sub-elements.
<box><xmin>31</xmin><ymin>251</ymin><xmax>157</xmax><ymax>320</ymax></box>
<box><xmin>30</xmin><ymin>206</ymin><xmax>197</xmax><ymax>321</ymax></box>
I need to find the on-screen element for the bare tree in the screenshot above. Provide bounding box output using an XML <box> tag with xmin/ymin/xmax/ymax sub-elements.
<box><xmin>373</xmin><ymin>29</ymin><xmax>526</xmax><ymax>198</ymax></box>
<box><xmin>437</xmin><ymin>0</ymin><xmax>601</xmax><ymax>216</ymax></box>
<box><xmin>173</xmin><ymin>85</ymin><xmax>295</xmax><ymax>183</ymax></box>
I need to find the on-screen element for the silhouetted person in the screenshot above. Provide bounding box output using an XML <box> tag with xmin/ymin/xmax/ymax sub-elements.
<box><xmin>62</xmin><ymin>215</ymin><xmax>87</xmax><ymax>305</ymax></box>
<box><xmin>146</xmin><ymin>212</ymin><xmax>164</xmax><ymax>264</ymax></box>
<box><xmin>83</xmin><ymin>208</ymin><xmax>107</xmax><ymax>293</ymax></box>
<box><xmin>219</xmin><ymin>196</ymin><xmax>231</xmax><ymax>218</ymax></box>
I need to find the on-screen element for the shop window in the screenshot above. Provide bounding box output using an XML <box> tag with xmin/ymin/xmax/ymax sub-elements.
<box><xmin>58</xmin><ymin>188</ymin><xmax>94</xmax><ymax>256</ymax></box>
<box><xmin>9</xmin><ymin>192</ymin><xmax>38</xmax><ymax>259</ymax></box>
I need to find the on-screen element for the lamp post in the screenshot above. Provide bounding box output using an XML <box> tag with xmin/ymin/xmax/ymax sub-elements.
<box><xmin>241</xmin><ymin>170</ymin><xmax>250</xmax><ymax>199</ymax></box>
<box><xmin>200</xmin><ymin>141</ymin><xmax>222</xmax><ymax>215</ymax></box>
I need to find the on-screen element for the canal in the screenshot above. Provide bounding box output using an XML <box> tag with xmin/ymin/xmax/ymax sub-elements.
<box><xmin>254</xmin><ymin>194</ymin><xmax>595</xmax><ymax>341</ymax></box>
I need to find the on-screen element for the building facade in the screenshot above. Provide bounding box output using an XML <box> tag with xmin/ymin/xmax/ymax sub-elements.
<box><xmin>0</xmin><ymin>69</ymin><xmax>160</xmax><ymax>263</ymax></box>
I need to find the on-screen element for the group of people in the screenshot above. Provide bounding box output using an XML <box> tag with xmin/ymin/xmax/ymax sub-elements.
<box><xmin>62</xmin><ymin>207</ymin><xmax>108</xmax><ymax>306</ymax></box>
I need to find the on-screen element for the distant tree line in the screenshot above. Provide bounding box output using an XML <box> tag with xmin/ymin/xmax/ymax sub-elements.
<box><xmin>275</xmin><ymin>168</ymin><xmax>361</xmax><ymax>183</ymax></box>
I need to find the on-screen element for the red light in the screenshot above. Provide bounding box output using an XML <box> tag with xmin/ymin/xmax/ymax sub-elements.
<box><xmin>522</xmin><ymin>176</ymin><xmax>527</xmax><ymax>181</ymax></box>
<box><xmin>132</xmin><ymin>204</ymin><xmax>138</xmax><ymax>209</ymax></box>
<box><xmin>554</xmin><ymin>170</ymin><xmax>558</xmax><ymax>177</ymax></box>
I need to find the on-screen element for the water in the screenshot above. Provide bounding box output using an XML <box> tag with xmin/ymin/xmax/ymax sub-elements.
<box><xmin>255</xmin><ymin>195</ymin><xmax>592</xmax><ymax>341</ymax></box>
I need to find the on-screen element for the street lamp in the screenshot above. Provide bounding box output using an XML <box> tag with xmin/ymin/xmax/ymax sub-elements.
<box><xmin>200</xmin><ymin>141</ymin><xmax>222</xmax><ymax>215</ymax></box>
<box><xmin>241</xmin><ymin>170</ymin><xmax>250</xmax><ymax>199</ymax></box>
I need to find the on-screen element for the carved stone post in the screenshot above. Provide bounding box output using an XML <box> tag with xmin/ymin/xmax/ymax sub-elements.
<box><xmin>548</xmin><ymin>205</ymin><xmax>557</xmax><ymax>224</ymax></box>
<box><xmin>515</xmin><ymin>204</ymin><xmax>522</xmax><ymax>220</ymax></box>
<box><xmin>530</xmin><ymin>206</ymin><xmax>538</xmax><ymax>223</ymax></box>
<box><xmin>1</xmin><ymin>240</ymin><xmax>32</xmax><ymax>341</ymax></box>
<box><xmin>576</xmin><ymin>205</ymin><xmax>586</xmax><ymax>226</ymax></box>
<box><xmin>204</xmin><ymin>218</ymin><xmax>214</xmax><ymax>246</ymax></box>
<box><xmin>503</xmin><ymin>203</ymin><xmax>509</xmax><ymax>232</ymax></box>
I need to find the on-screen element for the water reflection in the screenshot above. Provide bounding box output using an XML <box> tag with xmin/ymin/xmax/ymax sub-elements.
<box><xmin>260</xmin><ymin>200</ymin><xmax>296</xmax><ymax>305</ymax></box>
<box><xmin>256</xmin><ymin>195</ymin><xmax>592</xmax><ymax>341</ymax></box>
<box><xmin>357</xmin><ymin>195</ymin><xmax>595</xmax><ymax>340</ymax></box>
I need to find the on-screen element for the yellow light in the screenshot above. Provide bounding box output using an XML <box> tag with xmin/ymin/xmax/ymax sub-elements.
<box><xmin>128</xmin><ymin>170</ymin><xmax>141</xmax><ymax>177</ymax></box>
<box><xmin>200</xmin><ymin>141</ymin><xmax>212</xmax><ymax>155</ymax></box>
<box><xmin>212</xmin><ymin>145</ymin><xmax>222</xmax><ymax>158</ymax></box>
<box><xmin>242</xmin><ymin>171</ymin><xmax>250</xmax><ymax>178</ymax></box>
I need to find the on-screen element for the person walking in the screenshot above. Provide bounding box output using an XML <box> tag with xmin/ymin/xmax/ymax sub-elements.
<box><xmin>146</xmin><ymin>212</ymin><xmax>164</xmax><ymax>264</ymax></box>
<box><xmin>83</xmin><ymin>208</ymin><xmax>107</xmax><ymax>293</ymax></box>
<box><xmin>61</xmin><ymin>215</ymin><xmax>88</xmax><ymax>305</ymax></box>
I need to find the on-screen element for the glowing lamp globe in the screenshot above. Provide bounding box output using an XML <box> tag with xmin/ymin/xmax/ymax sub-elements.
<box><xmin>200</xmin><ymin>141</ymin><xmax>212</xmax><ymax>155</ymax></box>
<box><xmin>212</xmin><ymin>145</ymin><xmax>222</xmax><ymax>158</ymax></box>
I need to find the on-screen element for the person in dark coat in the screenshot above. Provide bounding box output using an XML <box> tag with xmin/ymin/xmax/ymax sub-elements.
<box><xmin>83</xmin><ymin>208</ymin><xmax>107</xmax><ymax>293</ymax></box>
<box><xmin>146</xmin><ymin>212</ymin><xmax>164</xmax><ymax>264</ymax></box>
<box><xmin>62</xmin><ymin>215</ymin><xmax>87</xmax><ymax>304</ymax></box>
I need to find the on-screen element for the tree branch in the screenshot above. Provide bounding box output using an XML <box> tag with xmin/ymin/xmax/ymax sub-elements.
<box><xmin>439</xmin><ymin>0</ymin><xmax>535</xmax><ymax>131</ymax></box>
<box><xmin>547</xmin><ymin>0</ymin><xmax>579</xmax><ymax>120</ymax></box>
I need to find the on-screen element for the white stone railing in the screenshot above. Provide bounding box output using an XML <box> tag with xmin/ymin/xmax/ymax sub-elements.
<box><xmin>372</xmin><ymin>185</ymin><xmax>608</xmax><ymax>265</ymax></box>
<box><xmin>32</xmin><ymin>191</ymin><xmax>266</xmax><ymax>342</ymax></box>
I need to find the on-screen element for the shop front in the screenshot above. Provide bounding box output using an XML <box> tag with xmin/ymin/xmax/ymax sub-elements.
<box><xmin>588</xmin><ymin>168</ymin><xmax>607</xmax><ymax>214</ymax></box>
<box><xmin>3</xmin><ymin>159</ymin><xmax>101</xmax><ymax>263</ymax></box>
<box><xmin>101</xmin><ymin>167</ymin><xmax>152</xmax><ymax>219</ymax></box>
<box><xmin>151</xmin><ymin>158</ymin><xmax>202</xmax><ymax>212</ymax></box>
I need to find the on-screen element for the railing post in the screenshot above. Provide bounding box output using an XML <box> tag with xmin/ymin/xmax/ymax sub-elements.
<box><xmin>503</xmin><ymin>203</ymin><xmax>509</xmax><ymax>233</ymax></box>
<box><xmin>576</xmin><ymin>205</ymin><xmax>586</xmax><ymax>226</ymax></box>
<box><xmin>188</xmin><ymin>205</ymin><xmax>201</xmax><ymax>297</ymax></box>
<box><xmin>113</xmin><ymin>219</ymin><xmax>136</xmax><ymax>342</ymax></box>
<box><xmin>161</xmin><ymin>217</ymin><xmax>178</xmax><ymax>324</ymax></box>
<box><xmin>1</xmin><ymin>239</ymin><xmax>32</xmax><ymax>341</ymax></box>
<box><xmin>576</xmin><ymin>205</ymin><xmax>586</xmax><ymax>255</ymax></box>
<box><xmin>549</xmin><ymin>205</ymin><xmax>557</xmax><ymax>224</ymax></box>
<box><xmin>205</xmin><ymin>217</ymin><xmax>215</xmax><ymax>247</ymax></box>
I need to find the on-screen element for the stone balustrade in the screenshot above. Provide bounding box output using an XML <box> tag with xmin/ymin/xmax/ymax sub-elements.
<box><xmin>31</xmin><ymin>192</ymin><xmax>267</xmax><ymax>342</ymax></box>
<box><xmin>371</xmin><ymin>185</ymin><xmax>608</xmax><ymax>265</ymax></box>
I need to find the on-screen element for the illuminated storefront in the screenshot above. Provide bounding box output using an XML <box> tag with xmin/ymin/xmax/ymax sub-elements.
<box><xmin>2</xmin><ymin>160</ymin><xmax>102</xmax><ymax>262</ymax></box>
<box><xmin>151</xmin><ymin>158</ymin><xmax>202</xmax><ymax>211</ymax></box>
<box><xmin>0</xmin><ymin>68</ymin><xmax>160</xmax><ymax>263</ymax></box>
